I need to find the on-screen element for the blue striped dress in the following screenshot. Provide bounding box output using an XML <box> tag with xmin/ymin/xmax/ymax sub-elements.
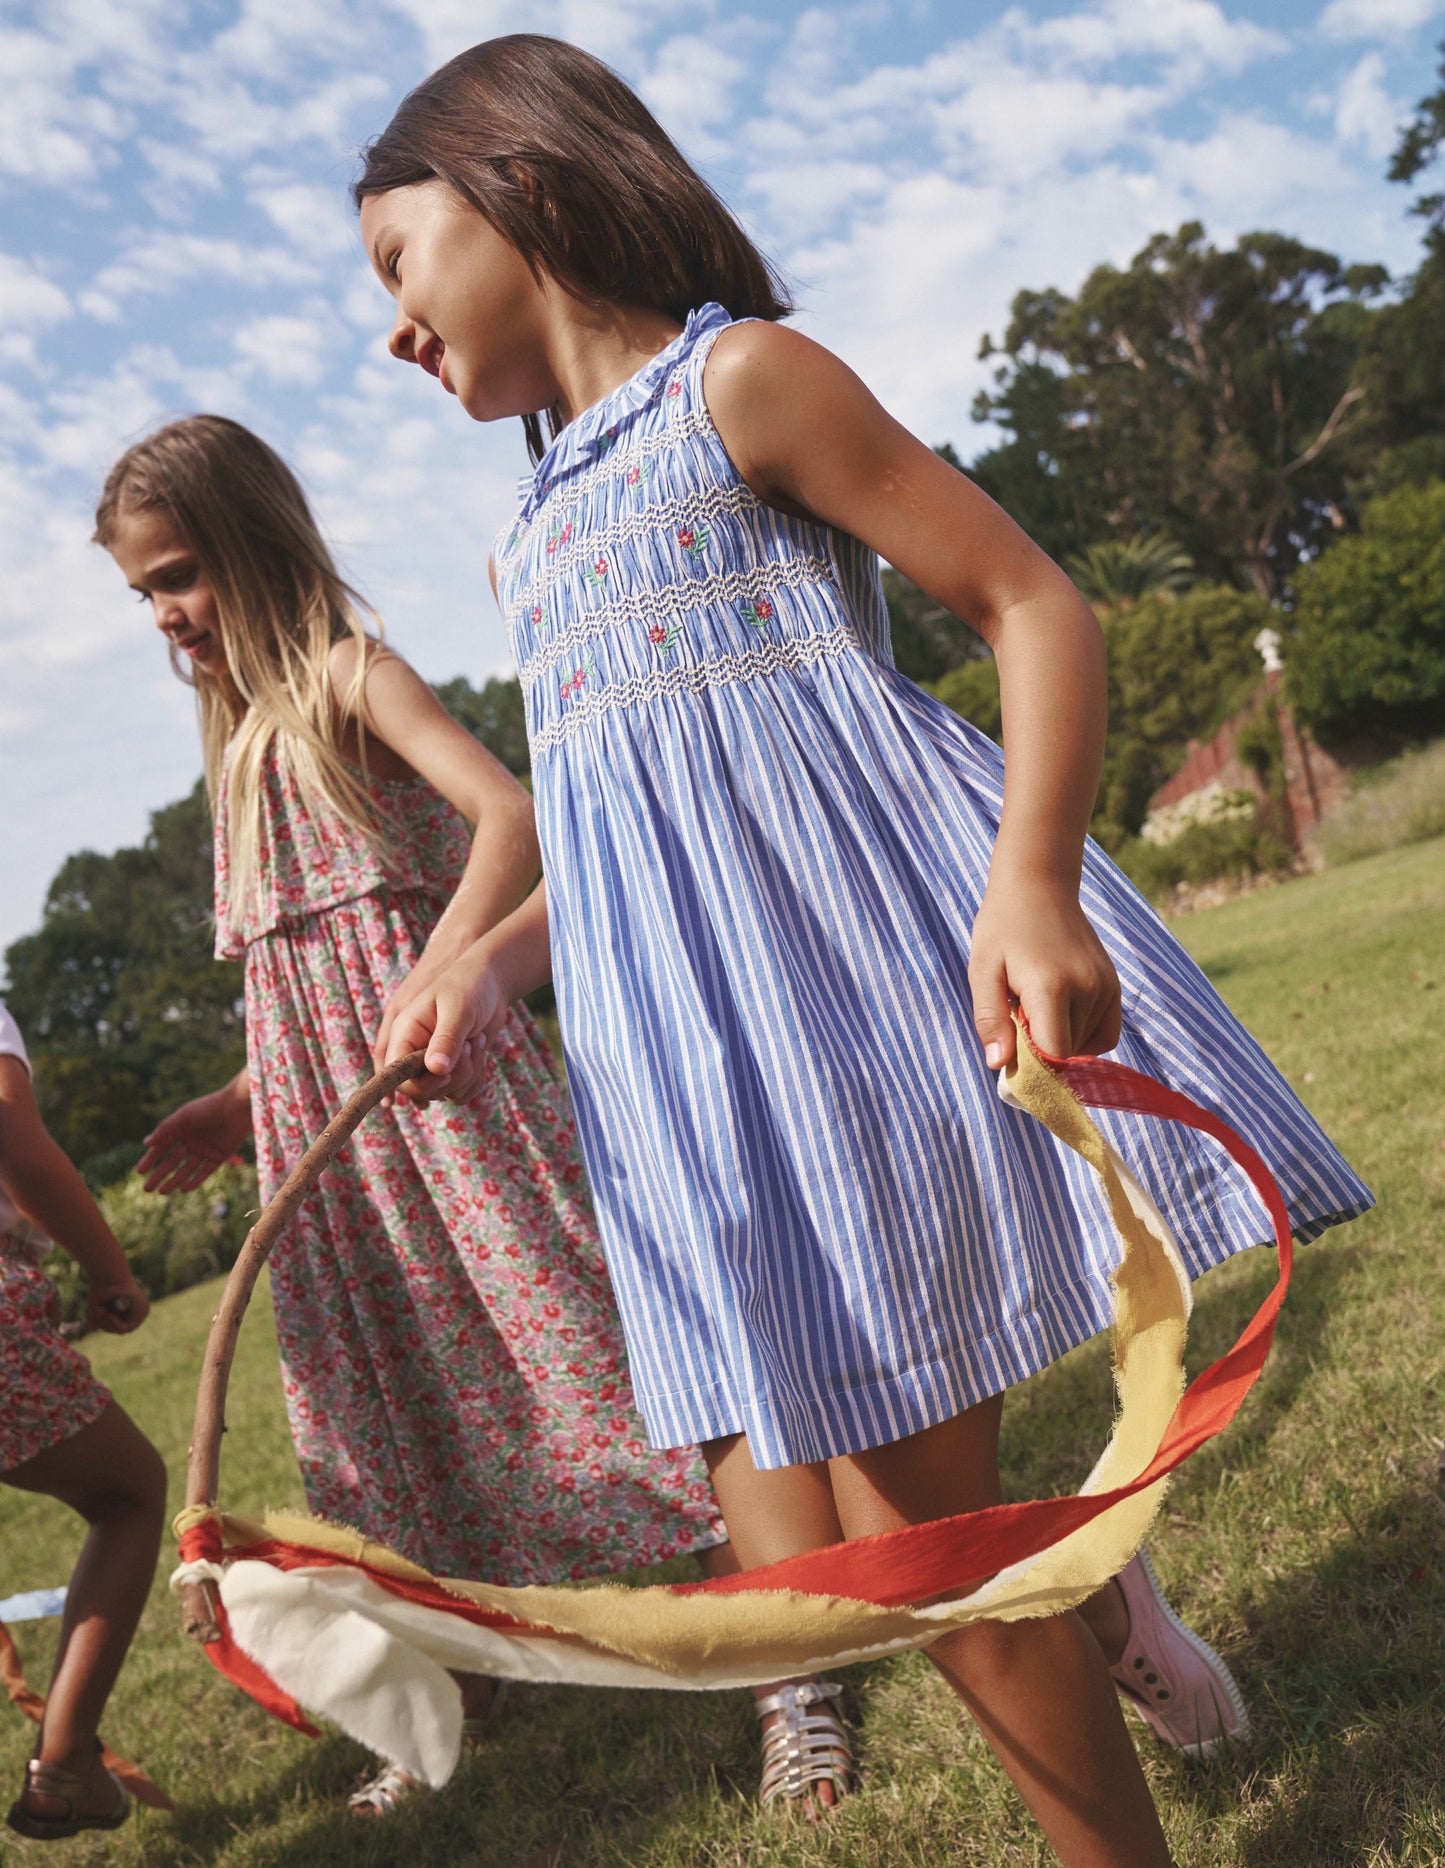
<box><xmin>493</xmin><ymin>302</ymin><xmax>1373</xmax><ymax>1472</ymax></box>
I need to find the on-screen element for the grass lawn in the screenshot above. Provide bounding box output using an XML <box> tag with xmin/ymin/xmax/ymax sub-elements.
<box><xmin>2</xmin><ymin>837</ymin><xmax>1442</xmax><ymax>1867</ymax></box>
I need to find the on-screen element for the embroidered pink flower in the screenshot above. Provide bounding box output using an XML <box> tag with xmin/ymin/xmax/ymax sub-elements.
<box><xmin>584</xmin><ymin>555</ymin><xmax>609</xmax><ymax>588</ymax></box>
<box><xmin>665</xmin><ymin>381</ymin><xmax>682</xmax><ymax>398</ymax></box>
<box><xmin>546</xmin><ymin>521</ymin><xmax>573</xmax><ymax>556</ymax></box>
<box><xmin>647</xmin><ymin>621</ymin><xmax>681</xmax><ymax>654</ymax></box>
<box><xmin>596</xmin><ymin>424</ymin><xmax>619</xmax><ymax>457</ymax></box>
<box><xmin>676</xmin><ymin>523</ymin><xmax>710</xmax><ymax>559</ymax></box>
<box><xmin>740</xmin><ymin>597</ymin><xmax>774</xmax><ymax>632</ymax></box>
<box><xmin>559</xmin><ymin>650</ymin><xmax>596</xmax><ymax>700</ymax></box>
<box><xmin>529</xmin><ymin>604</ymin><xmax>544</xmax><ymax>627</ymax></box>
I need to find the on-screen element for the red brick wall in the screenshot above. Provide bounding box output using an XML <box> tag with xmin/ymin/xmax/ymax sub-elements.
<box><xmin>1146</xmin><ymin>673</ymin><xmax>1350</xmax><ymax>849</ymax></box>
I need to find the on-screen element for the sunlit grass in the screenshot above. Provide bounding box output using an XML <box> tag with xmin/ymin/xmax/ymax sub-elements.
<box><xmin>2</xmin><ymin>837</ymin><xmax>1441</xmax><ymax>1865</ymax></box>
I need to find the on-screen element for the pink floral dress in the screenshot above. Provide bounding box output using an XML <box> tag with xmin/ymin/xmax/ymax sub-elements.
<box><xmin>0</xmin><ymin>1004</ymin><xmax>111</xmax><ymax>1473</ymax></box>
<box><xmin>215</xmin><ymin>747</ymin><xmax>723</xmax><ymax>1584</ymax></box>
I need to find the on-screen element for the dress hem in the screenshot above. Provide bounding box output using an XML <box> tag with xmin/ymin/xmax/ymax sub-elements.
<box><xmin>632</xmin><ymin>1193</ymin><xmax>1370</xmax><ymax>1472</ymax></box>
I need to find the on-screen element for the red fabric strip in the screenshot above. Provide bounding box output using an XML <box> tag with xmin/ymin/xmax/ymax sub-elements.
<box><xmin>191</xmin><ymin>1051</ymin><xmax>1293</xmax><ymax>1713</ymax></box>
<box><xmin>178</xmin><ymin>1523</ymin><xmax>320</xmax><ymax>1737</ymax></box>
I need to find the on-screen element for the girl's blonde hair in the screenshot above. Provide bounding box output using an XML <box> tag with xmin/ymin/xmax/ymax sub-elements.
<box><xmin>353</xmin><ymin>33</ymin><xmax>792</xmax><ymax>463</ymax></box>
<box><xmin>94</xmin><ymin>415</ymin><xmax>386</xmax><ymax>915</ymax></box>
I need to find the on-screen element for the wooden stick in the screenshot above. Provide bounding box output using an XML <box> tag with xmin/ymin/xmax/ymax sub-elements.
<box><xmin>180</xmin><ymin>1050</ymin><xmax>430</xmax><ymax>1643</ymax></box>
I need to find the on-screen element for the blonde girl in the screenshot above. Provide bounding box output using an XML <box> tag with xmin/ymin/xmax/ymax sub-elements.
<box><xmin>354</xmin><ymin>35</ymin><xmax>1372</xmax><ymax>1865</ymax></box>
<box><xmin>94</xmin><ymin>417</ymin><xmax>742</xmax><ymax>1816</ymax></box>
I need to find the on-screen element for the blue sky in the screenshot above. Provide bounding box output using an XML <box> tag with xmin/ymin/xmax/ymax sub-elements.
<box><xmin>2</xmin><ymin>0</ymin><xmax>1443</xmax><ymax>958</ymax></box>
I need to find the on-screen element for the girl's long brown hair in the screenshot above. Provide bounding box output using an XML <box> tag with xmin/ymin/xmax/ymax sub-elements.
<box><xmin>95</xmin><ymin>415</ymin><xmax>384</xmax><ymax>916</ymax></box>
<box><xmin>353</xmin><ymin>33</ymin><xmax>792</xmax><ymax>461</ymax></box>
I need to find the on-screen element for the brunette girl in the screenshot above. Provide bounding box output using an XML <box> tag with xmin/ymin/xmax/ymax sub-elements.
<box><xmin>355</xmin><ymin>36</ymin><xmax>1371</xmax><ymax>1864</ymax></box>
<box><xmin>1</xmin><ymin>1000</ymin><xmax>165</xmax><ymax>1841</ymax></box>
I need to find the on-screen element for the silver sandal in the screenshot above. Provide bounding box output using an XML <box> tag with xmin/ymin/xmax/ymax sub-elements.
<box><xmin>755</xmin><ymin>1679</ymin><xmax>853</xmax><ymax>1811</ymax></box>
<box><xmin>347</xmin><ymin>1761</ymin><xmax>421</xmax><ymax>1817</ymax></box>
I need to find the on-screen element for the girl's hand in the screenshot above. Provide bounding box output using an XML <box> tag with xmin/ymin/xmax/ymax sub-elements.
<box><xmin>969</xmin><ymin>877</ymin><xmax>1122</xmax><ymax>1070</ymax></box>
<box><xmin>84</xmin><ymin>1271</ymin><xmax>150</xmax><ymax>1336</ymax></box>
<box><xmin>373</xmin><ymin>935</ymin><xmax>469</xmax><ymax>1076</ymax></box>
<box><xmin>139</xmin><ymin>1081</ymin><xmax>252</xmax><ymax>1195</ymax></box>
<box><xmin>382</xmin><ymin>941</ymin><xmax>515</xmax><ymax>1105</ymax></box>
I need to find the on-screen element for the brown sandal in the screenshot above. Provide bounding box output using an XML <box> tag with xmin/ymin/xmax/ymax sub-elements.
<box><xmin>6</xmin><ymin>1742</ymin><xmax>131</xmax><ymax>1840</ymax></box>
<box><xmin>756</xmin><ymin>1679</ymin><xmax>853</xmax><ymax>1812</ymax></box>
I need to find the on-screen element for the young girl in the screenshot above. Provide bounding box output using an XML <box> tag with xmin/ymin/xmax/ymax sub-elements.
<box><xmin>95</xmin><ymin>417</ymin><xmax>826</xmax><ymax>1817</ymax></box>
<box><xmin>1</xmin><ymin>1000</ymin><xmax>166</xmax><ymax>1841</ymax></box>
<box><xmin>354</xmin><ymin>35</ymin><xmax>1372</xmax><ymax>1865</ymax></box>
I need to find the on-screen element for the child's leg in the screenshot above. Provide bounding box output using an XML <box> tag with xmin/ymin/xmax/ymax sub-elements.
<box><xmin>3</xmin><ymin>1402</ymin><xmax>166</xmax><ymax>1810</ymax></box>
<box><xmin>701</xmin><ymin>1441</ymin><xmax>851</xmax><ymax>1810</ymax></box>
<box><xmin>830</xmin><ymin>1401</ymin><xmax>1174</xmax><ymax>1868</ymax></box>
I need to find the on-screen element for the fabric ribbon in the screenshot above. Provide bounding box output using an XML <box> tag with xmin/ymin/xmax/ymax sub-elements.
<box><xmin>171</xmin><ymin>1035</ymin><xmax>1290</xmax><ymax>1787</ymax></box>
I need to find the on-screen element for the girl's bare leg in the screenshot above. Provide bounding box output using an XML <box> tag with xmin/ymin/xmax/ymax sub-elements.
<box><xmin>701</xmin><ymin>1440</ymin><xmax>850</xmax><ymax>1809</ymax></box>
<box><xmin>4</xmin><ymin>1403</ymin><xmax>166</xmax><ymax>1819</ymax></box>
<box><xmin>829</xmin><ymin>1400</ymin><xmax>1173</xmax><ymax>1868</ymax></box>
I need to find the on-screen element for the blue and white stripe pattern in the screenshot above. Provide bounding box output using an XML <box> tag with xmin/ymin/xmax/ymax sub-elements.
<box><xmin>494</xmin><ymin>303</ymin><xmax>1373</xmax><ymax>1471</ymax></box>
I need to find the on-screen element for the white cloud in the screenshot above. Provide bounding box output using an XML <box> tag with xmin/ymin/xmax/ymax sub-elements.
<box><xmin>1319</xmin><ymin>0</ymin><xmax>1444</xmax><ymax>39</ymax></box>
<box><xmin>0</xmin><ymin>25</ymin><xmax>126</xmax><ymax>184</ymax></box>
<box><xmin>1333</xmin><ymin>52</ymin><xmax>1405</xmax><ymax>159</ymax></box>
<box><xmin>1027</xmin><ymin>0</ymin><xmax>1287</xmax><ymax>70</ymax></box>
<box><xmin>0</xmin><ymin>253</ymin><xmax>73</xmax><ymax>329</ymax></box>
<box><xmin>638</xmin><ymin>33</ymin><xmax>747</xmax><ymax>131</ymax></box>
<box><xmin>233</xmin><ymin>312</ymin><xmax>335</xmax><ymax>383</ymax></box>
<box><xmin>389</xmin><ymin>0</ymin><xmax>698</xmax><ymax>68</ymax></box>
<box><xmin>83</xmin><ymin>232</ymin><xmax>317</xmax><ymax>309</ymax></box>
<box><xmin>250</xmin><ymin>178</ymin><xmax>359</xmax><ymax>256</ymax></box>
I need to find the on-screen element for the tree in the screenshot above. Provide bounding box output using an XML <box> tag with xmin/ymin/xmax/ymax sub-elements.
<box><xmin>1095</xmin><ymin>584</ymin><xmax>1271</xmax><ymax>844</ymax></box>
<box><xmin>1287</xmin><ymin>481</ymin><xmax>1445</xmax><ymax>747</ymax></box>
<box><xmin>432</xmin><ymin>674</ymin><xmax>530</xmax><ymax>776</ymax></box>
<box><xmin>929</xmin><ymin>583</ymin><xmax>1270</xmax><ymax>851</ymax></box>
<box><xmin>1356</xmin><ymin>42</ymin><xmax>1445</xmax><ymax>491</ymax></box>
<box><xmin>3</xmin><ymin>678</ymin><xmax>537</xmax><ymax>1177</ymax></box>
<box><xmin>1389</xmin><ymin>36</ymin><xmax>1445</xmax><ymax>239</ymax></box>
<box><xmin>2</xmin><ymin>784</ymin><xmax>246</xmax><ymax>1174</ymax></box>
<box><xmin>973</xmin><ymin>224</ymin><xmax>1388</xmax><ymax>598</ymax></box>
<box><xmin>1065</xmin><ymin>536</ymin><xmax>1195</xmax><ymax>611</ymax></box>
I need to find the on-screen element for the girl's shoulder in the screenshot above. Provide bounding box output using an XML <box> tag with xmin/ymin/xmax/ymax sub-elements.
<box><xmin>701</xmin><ymin>319</ymin><xmax>881</xmax><ymax>524</ymax></box>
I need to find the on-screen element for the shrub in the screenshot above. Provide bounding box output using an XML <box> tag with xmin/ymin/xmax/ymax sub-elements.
<box><xmin>930</xmin><ymin>655</ymin><xmax>1001</xmax><ymax>740</ymax></box>
<box><xmin>1288</xmin><ymin>481</ymin><xmax>1445</xmax><ymax>745</ymax></box>
<box><xmin>1317</xmin><ymin>738</ymin><xmax>1445</xmax><ymax>866</ymax></box>
<box><xmin>43</xmin><ymin>1159</ymin><xmax>260</xmax><ymax>1322</ymax></box>
<box><xmin>1115</xmin><ymin>809</ymin><xmax>1294</xmax><ymax>901</ymax></box>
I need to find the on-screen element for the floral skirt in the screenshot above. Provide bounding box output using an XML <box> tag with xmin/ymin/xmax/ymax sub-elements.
<box><xmin>0</xmin><ymin>1239</ymin><xmax>110</xmax><ymax>1472</ymax></box>
<box><xmin>245</xmin><ymin>888</ymin><xmax>724</xmax><ymax>1586</ymax></box>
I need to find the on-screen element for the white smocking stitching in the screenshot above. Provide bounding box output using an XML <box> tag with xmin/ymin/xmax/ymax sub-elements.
<box><xmin>519</xmin><ymin>557</ymin><xmax>835</xmax><ymax>690</ymax></box>
<box><xmin>531</xmin><ymin>625</ymin><xmax>859</xmax><ymax>754</ymax></box>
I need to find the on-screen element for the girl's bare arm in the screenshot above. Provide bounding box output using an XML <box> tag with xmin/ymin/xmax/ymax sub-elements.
<box><xmin>703</xmin><ymin>323</ymin><xmax>1121</xmax><ymax>1067</ymax></box>
<box><xmin>0</xmin><ymin>1057</ymin><xmax>149</xmax><ymax>1332</ymax></box>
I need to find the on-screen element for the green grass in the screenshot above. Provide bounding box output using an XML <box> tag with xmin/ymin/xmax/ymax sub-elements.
<box><xmin>3</xmin><ymin>837</ymin><xmax>1443</xmax><ymax>1866</ymax></box>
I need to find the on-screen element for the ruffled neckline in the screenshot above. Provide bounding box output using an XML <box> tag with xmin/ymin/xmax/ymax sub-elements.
<box><xmin>515</xmin><ymin>303</ymin><xmax>731</xmax><ymax>515</ymax></box>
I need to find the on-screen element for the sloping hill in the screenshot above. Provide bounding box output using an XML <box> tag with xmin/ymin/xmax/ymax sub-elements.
<box><xmin>3</xmin><ymin>839</ymin><xmax>1442</xmax><ymax>1867</ymax></box>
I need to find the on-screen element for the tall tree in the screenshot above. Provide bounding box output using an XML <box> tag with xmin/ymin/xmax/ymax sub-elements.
<box><xmin>2</xmin><ymin>784</ymin><xmax>246</xmax><ymax>1173</ymax></box>
<box><xmin>973</xmin><ymin>223</ymin><xmax>1387</xmax><ymax>597</ymax></box>
<box><xmin>1358</xmin><ymin>39</ymin><xmax>1445</xmax><ymax>489</ymax></box>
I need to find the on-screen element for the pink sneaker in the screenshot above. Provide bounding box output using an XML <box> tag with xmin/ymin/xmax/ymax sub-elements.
<box><xmin>1110</xmin><ymin>1549</ymin><xmax>1250</xmax><ymax>1756</ymax></box>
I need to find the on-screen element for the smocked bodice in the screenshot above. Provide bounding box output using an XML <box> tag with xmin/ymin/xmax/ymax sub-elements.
<box><xmin>493</xmin><ymin>303</ymin><xmax>894</xmax><ymax>759</ymax></box>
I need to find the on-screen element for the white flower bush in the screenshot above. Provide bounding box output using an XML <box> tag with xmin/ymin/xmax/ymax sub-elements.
<box><xmin>1140</xmin><ymin>784</ymin><xmax>1257</xmax><ymax>846</ymax></box>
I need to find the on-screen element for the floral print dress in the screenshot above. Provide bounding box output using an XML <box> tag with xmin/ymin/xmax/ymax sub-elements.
<box><xmin>214</xmin><ymin>746</ymin><xmax>723</xmax><ymax>1584</ymax></box>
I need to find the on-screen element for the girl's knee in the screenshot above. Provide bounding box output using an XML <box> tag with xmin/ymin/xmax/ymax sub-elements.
<box><xmin>76</xmin><ymin>1433</ymin><xmax>167</xmax><ymax>1527</ymax></box>
<box><xmin>928</xmin><ymin>1611</ymin><xmax>1086</xmax><ymax>1692</ymax></box>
